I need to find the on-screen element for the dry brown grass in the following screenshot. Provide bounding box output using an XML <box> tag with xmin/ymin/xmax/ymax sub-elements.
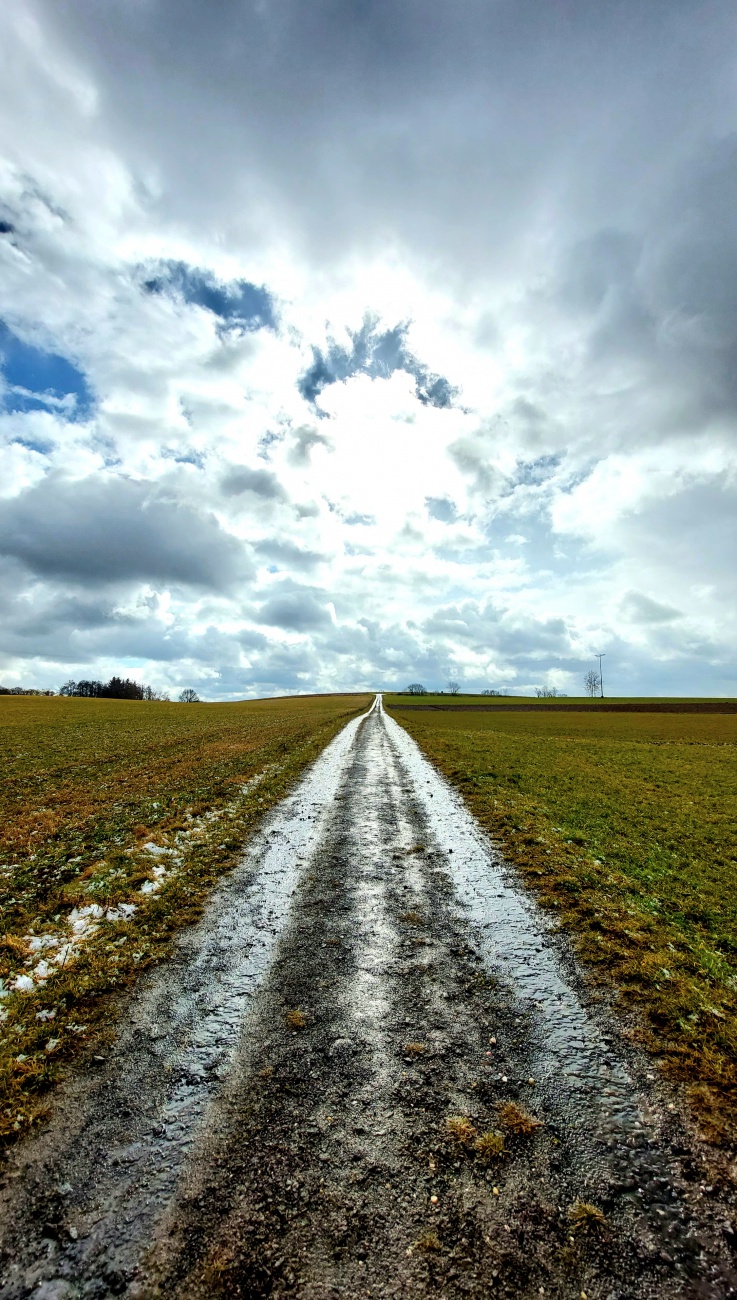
<box><xmin>569</xmin><ymin>1200</ymin><xmax>607</xmax><ymax>1232</ymax></box>
<box><xmin>403</xmin><ymin>1041</ymin><xmax>426</xmax><ymax>1056</ymax></box>
<box><xmin>285</xmin><ymin>1009</ymin><xmax>307</xmax><ymax>1030</ymax></box>
<box><xmin>474</xmin><ymin>1130</ymin><xmax>505</xmax><ymax>1161</ymax></box>
<box><xmin>497</xmin><ymin>1100</ymin><xmax>543</xmax><ymax>1135</ymax></box>
<box><xmin>446</xmin><ymin>1114</ymin><xmax>477</xmax><ymax>1144</ymax></box>
<box><xmin>414</xmin><ymin>1232</ymin><xmax>442</xmax><ymax>1252</ymax></box>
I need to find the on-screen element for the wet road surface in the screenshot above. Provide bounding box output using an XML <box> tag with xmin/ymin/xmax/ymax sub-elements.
<box><xmin>0</xmin><ymin>697</ymin><xmax>735</xmax><ymax>1298</ymax></box>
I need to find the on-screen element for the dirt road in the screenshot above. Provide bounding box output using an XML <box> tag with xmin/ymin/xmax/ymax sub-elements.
<box><xmin>1</xmin><ymin>698</ymin><xmax>734</xmax><ymax>1298</ymax></box>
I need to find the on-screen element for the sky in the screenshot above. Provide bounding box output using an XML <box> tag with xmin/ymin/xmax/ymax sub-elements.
<box><xmin>1</xmin><ymin>0</ymin><xmax>736</xmax><ymax>699</ymax></box>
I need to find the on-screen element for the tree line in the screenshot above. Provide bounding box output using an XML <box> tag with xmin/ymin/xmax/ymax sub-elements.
<box><xmin>0</xmin><ymin>686</ymin><xmax>55</xmax><ymax>696</ymax></box>
<box><xmin>0</xmin><ymin>677</ymin><xmax>202</xmax><ymax>701</ymax></box>
<box><xmin>58</xmin><ymin>678</ymin><xmax>202</xmax><ymax>702</ymax></box>
<box><xmin>59</xmin><ymin>676</ymin><xmax>168</xmax><ymax>700</ymax></box>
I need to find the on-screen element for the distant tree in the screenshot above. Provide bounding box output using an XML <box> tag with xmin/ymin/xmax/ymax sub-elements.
<box><xmin>405</xmin><ymin>683</ymin><xmax>427</xmax><ymax>695</ymax></box>
<box><xmin>584</xmin><ymin>670</ymin><xmax>600</xmax><ymax>698</ymax></box>
<box><xmin>535</xmin><ymin>686</ymin><xmax>560</xmax><ymax>698</ymax></box>
<box><xmin>102</xmin><ymin>676</ymin><xmax>145</xmax><ymax>700</ymax></box>
<box><xmin>447</xmin><ymin>681</ymin><xmax>460</xmax><ymax>695</ymax></box>
<box><xmin>179</xmin><ymin>688</ymin><xmax>200</xmax><ymax>703</ymax></box>
<box><xmin>76</xmin><ymin>679</ymin><xmax>105</xmax><ymax>697</ymax></box>
<box><xmin>59</xmin><ymin>680</ymin><xmax>77</xmax><ymax>696</ymax></box>
<box><xmin>481</xmin><ymin>689</ymin><xmax>502</xmax><ymax>696</ymax></box>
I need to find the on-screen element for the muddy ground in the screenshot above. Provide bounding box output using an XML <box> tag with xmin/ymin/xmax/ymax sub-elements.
<box><xmin>0</xmin><ymin>698</ymin><xmax>735</xmax><ymax>1298</ymax></box>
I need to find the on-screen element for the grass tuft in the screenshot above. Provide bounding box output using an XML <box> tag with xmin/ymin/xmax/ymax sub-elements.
<box><xmin>446</xmin><ymin>1114</ymin><xmax>477</xmax><ymax>1144</ymax></box>
<box><xmin>569</xmin><ymin>1200</ymin><xmax>607</xmax><ymax>1232</ymax></box>
<box><xmin>474</xmin><ymin>1130</ymin><xmax>505</xmax><ymax>1161</ymax></box>
<box><xmin>403</xmin><ymin>1041</ymin><xmax>426</xmax><ymax>1056</ymax></box>
<box><xmin>414</xmin><ymin>1232</ymin><xmax>442</xmax><ymax>1252</ymax></box>
<box><xmin>285</xmin><ymin>1009</ymin><xmax>307</xmax><ymax>1030</ymax></box>
<box><xmin>497</xmin><ymin>1100</ymin><xmax>543</xmax><ymax>1135</ymax></box>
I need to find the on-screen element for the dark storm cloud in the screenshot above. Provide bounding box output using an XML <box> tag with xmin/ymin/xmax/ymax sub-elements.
<box><xmin>141</xmin><ymin>261</ymin><xmax>276</xmax><ymax>331</ymax></box>
<box><xmin>298</xmin><ymin>317</ymin><xmax>457</xmax><ymax>412</ymax></box>
<box><xmin>0</xmin><ymin>475</ymin><xmax>249</xmax><ymax>589</ymax></box>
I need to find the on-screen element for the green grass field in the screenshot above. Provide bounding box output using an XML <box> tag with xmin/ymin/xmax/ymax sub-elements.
<box><xmin>387</xmin><ymin>692</ymin><xmax>737</xmax><ymax>708</ymax></box>
<box><xmin>0</xmin><ymin>693</ymin><xmax>371</xmax><ymax>1144</ymax></box>
<box><xmin>386</xmin><ymin>697</ymin><xmax>737</xmax><ymax>1142</ymax></box>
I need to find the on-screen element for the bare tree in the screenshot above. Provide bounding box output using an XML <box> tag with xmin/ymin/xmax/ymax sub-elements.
<box><xmin>447</xmin><ymin>680</ymin><xmax>460</xmax><ymax>695</ymax></box>
<box><xmin>405</xmin><ymin>683</ymin><xmax>427</xmax><ymax>695</ymax></box>
<box><xmin>584</xmin><ymin>670</ymin><xmax>600</xmax><ymax>698</ymax></box>
<box><xmin>179</xmin><ymin>688</ymin><xmax>200</xmax><ymax>703</ymax></box>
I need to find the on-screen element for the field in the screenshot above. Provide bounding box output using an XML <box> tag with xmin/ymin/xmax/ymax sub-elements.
<box><xmin>0</xmin><ymin>693</ymin><xmax>371</xmax><ymax>1144</ymax></box>
<box><xmin>385</xmin><ymin>696</ymin><xmax>737</xmax><ymax>1141</ymax></box>
<box><xmin>393</xmin><ymin>693</ymin><xmax>737</xmax><ymax>712</ymax></box>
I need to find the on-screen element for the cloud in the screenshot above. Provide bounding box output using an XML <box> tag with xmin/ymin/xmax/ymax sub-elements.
<box><xmin>220</xmin><ymin>466</ymin><xmax>288</xmax><ymax>501</ymax></box>
<box><xmin>298</xmin><ymin>317</ymin><xmax>458</xmax><ymax>412</ymax></box>
<box><xmin>0</xmin><ymin>475</ymin><xmax>249</xmax><ymax>589</ymax></box>
<box><xmin>619</xmin><ymin>592</ymin><xmax>683</xmax><ymax>625</ymax></box>
<box><xmin>253</xmin><ymin>539</ymin><xmax>325</xmax><ymax>571</ymax></box>
<box><xmin>255</xmin><ymin>584</ymin><xmax>333</xmax><ymax>631</ymax></box>
<box><xmin>288</xmin><ymin>425</ymin><xmax>332</xmax><ymax>466</ymax></box>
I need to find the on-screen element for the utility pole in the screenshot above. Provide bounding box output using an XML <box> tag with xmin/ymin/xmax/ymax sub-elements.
<box><xmin>595</xmin><ymin>653</ymin><xmax>606</xmax><ymax>699</ymax></box>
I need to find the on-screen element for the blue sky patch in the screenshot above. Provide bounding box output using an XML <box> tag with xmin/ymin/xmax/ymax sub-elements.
<box><xmin>0</xmin><ymin>321</ymin><xmax>93</xmax><ymax>420</ymax></box>
<box><xmin>143</xmin><ymin>261</ymin><xmax>277</xmax><ymax>331</ymax></box>
<box><xmin>298</xmin><ymin>316</ymin><xmax>458</xmax><ymax>413</ymax></box>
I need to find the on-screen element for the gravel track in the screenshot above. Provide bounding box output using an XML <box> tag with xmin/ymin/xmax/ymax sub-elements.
<box><xmin>0</xmin><ymin>697</ymin><xmax>734</xmax><ymax>1299</ymax></box>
